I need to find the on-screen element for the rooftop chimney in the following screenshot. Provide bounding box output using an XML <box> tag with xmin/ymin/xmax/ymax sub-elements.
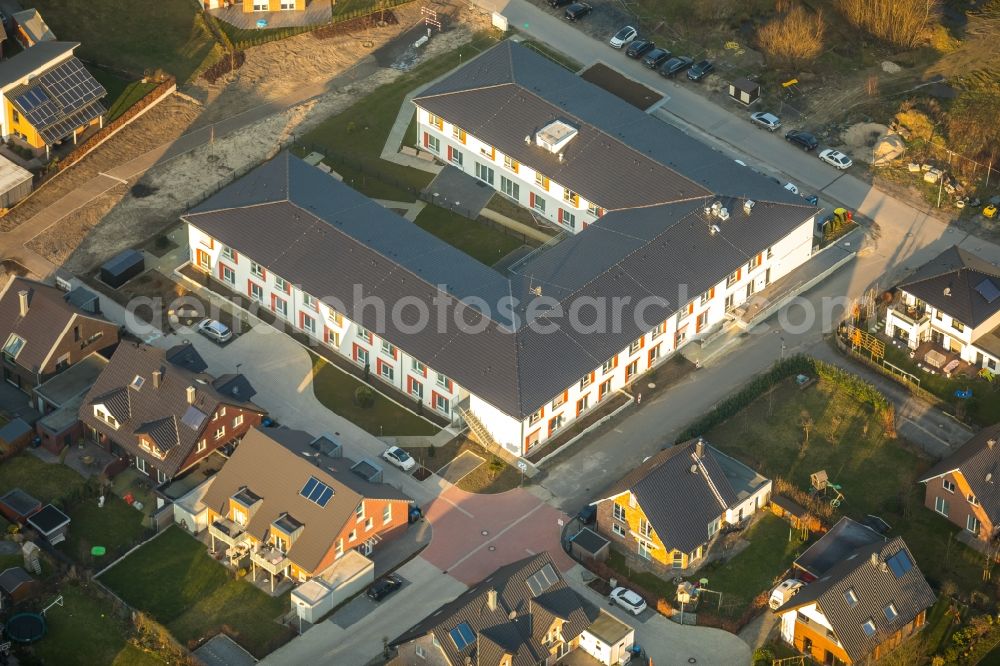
<box><xmin>153</xmin><ymin>370</ymin><xmax>162</xmax><ymax>389</ymax></box>
<box><xmin>18</xmin><ymin>290</ymin><xmax>28</xmax><ymax>317</ymax></box>
<box><xmin>186</xmin><ymin>386</ymin><xmax>196</xmax><ymax>405</ymax></box>
<box><xmin>989</xmin><ymin>439</ymin><xmax>996</xmax><ymax>450</ymax></box>
<box><xmin>695</xmin><ymin>438</ymin><xmax>705</xmax><ymax>459</ymax></box>
<box><xmin>487</xmin><ymin>588</ymin><xmax>498</xmax><ymax>612</ymax></box>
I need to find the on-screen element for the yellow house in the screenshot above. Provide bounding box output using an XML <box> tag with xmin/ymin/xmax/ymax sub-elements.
<box><xmin>203</xmin><ymin>0</ymin><xmax>305</xmax><ymax>12</ymax></box>
<box><xmin>0</xmin><ymin>41</ymin><xmax>106</xmax><ymax>157</ymax></box>
<box><xmin>592</xmin><ymin>438</ymin><xmax>772</xmax><ymax>573</ymax></box>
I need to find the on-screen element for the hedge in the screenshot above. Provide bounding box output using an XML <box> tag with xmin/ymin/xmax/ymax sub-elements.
<box><xmin>676</xmin><ymin>355</ymin><xmax>895</xmax><ymax>443</ymax></box>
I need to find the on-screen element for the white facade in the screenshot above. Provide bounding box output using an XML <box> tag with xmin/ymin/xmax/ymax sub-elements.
<box><xmin>779</xmin><ymin>603</ymin><xmax>847</xmax><ymax>653</ymax></box>
<box><xmin>886</xmin><ymin>289</ymin><xmax>1000</xmax><ymax>372</ymax></box>
<box><xmin>577</xmin><ymin>615</ymin><xmax>635</xmax><ymax>665</ymax></box>
<box><xmin>724</xmin><ymin>480</ymin><xmax>773</xmax><ymax>525</ymax></box>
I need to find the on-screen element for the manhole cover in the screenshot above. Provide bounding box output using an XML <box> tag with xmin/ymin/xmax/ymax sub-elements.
<box><xmin>488</xmin><ymin>546</ymin><xmax>496</xmax><ymax>551</ymax></box>
<box><xmin>481</xmin><ymin>530</ymin><xmax>489</xmax><ymax>536</ymax></box>
<box><xmin>647</xmin><ymin>382</ymin><xmax>656</xmax><ymax>389</ymax></box>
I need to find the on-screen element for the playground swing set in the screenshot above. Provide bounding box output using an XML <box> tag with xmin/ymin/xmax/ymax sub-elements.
<box><xmin>810</xmin><ymin>470</ymin><xmax>846</xmax><ymax>508</ymax></box>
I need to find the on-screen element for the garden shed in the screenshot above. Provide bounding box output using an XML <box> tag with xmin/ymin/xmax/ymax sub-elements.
<box><xmin>0</xmin><ymin>567</ymin><xmax>39</xmax><ymax>607</ymax></box>
<box><xmin>728</xmin><ymin>78</ymin><xmax>760</xmax><ymax>106</ymax></box>
<box><xmin>0</xmin><ymin>489</ymin><xmax>41</xmax><ymax>524</ymax></box>
<box><xmin>26</xmin><ymin>504</ymin><xmax>70</xmax><ymax>545</ymax></box>
<box><xmin>0</xmin><ymin>418</ymin><xmax>32</xmax><ymax>455</ymax></box>
<box><xmin>350</xmin><ymin>458</ymin><xmax>383</xmax><ymax>484</ymax></box>
<box><xmin>569</xmin><ymin>528</ymin><xmax>610</xmax><ymax>563</ymax></box>
<box><xmin>291</xmin><ymin>550</ymin><xmax>373</xmax><ymax>623</ymax></box>
<box><xmin>99</xmin><ymin>249</ymin><xmax>144</xmax><ymax>288</ymax></box>
<box><xmin>0</xmin><ymin>156</ymin><xmax>32</xmax><ymax>209</ymax></box>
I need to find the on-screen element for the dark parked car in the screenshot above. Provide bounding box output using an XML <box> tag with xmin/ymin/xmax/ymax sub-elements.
<box><xmin>625</xmin><ymin>39</ymin><xmax>655</xmax><ymax>59</ymax></box>
<box><xmin>642</xmin><ymin>48</ymin><xmax>671</xmax><ymax>69</ymax></box>
<box><xmin>564</xmin><ymin>2</ymin><xmax>592</xmax><ymax>20</ymax></box>
<box><xmin>687</xmin><ymin>59</ymin><xmax>714</xmax><ymax>81</ymax></box>
<box><xmin>577</xmin><ymin>505</ymin><xmax>597</xmax><ymax>525</ymax></box>
<box><xmin>367</xmin><ymin>574</ymin><xmax>403</xmax><ymax>601</ymax></box>
<box><xmin>659</xmin><ymin>56</ymin><xmax>693</xmax><ymax>77</ymax></box>
<box><xmin>785</xmin><ymin>129</ymin><xmax>819</xmax><ymax>151</ymax></box>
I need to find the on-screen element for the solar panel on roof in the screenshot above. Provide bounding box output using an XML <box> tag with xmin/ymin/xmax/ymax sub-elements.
<box><xmin>449</xmin><ymin>622</ymin><xmax>475</xmax><ymax>649</ymax></box>
<box><xmin>180</xmin><ymin>405</ymin><xmax>207</xmax><ymax>430</ymax></box>
<box><xmin>299</xmin><ymin>476</ymin><xmax>334</xmax><ymax>507</ymax></box>
<box><xmin>976</xmin><ymin>279</ymin><xmax>1000</xmax><ymax>304</ymax></box>
<box><xmin>525</xmin><ymin>563</ymin><xmax>558</xmax><ymax>596</ymax></box>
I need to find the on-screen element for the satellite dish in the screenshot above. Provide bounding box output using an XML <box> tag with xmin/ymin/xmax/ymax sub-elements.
<box><xmin>690</xmin><ymin>464</ymin><xmax>698</xmax><ymax>474</ymax></box>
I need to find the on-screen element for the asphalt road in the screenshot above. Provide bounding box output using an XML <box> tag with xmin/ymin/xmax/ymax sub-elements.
<box><xmin>462</xmin><ymin>0</ymin><xmax>996</xmax><ymax>510</ymax></box>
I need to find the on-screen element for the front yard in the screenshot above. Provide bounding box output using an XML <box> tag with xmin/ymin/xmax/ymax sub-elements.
<box><xmin>310</xmin><ymin>354</ymin><xmax>440</xmax><ymax>436</ymax></box>
<box><xmin>99</xmin><ymin>527</ymin><xmax>293</xmax><ymax>658</ymax></box>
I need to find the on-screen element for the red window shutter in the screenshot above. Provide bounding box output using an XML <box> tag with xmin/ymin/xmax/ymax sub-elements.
<box><xmin>299</xmin><ymin>312</ymin><xmax>304</xmax><ymax>328</ymax></box>
<box><xmin>352</xmin><ymin>344</ymin><xmax>359</xmax><ymax>362</ymax></box>
<box><xmin>447</xmin><ymin>145</ymin><xmax>452</xmax><ymax>161</ymax></box>
<box><xmin>529</xmin><ymin>192</ymin><xmax>535</xmax><ymax>208</ymax></box>
<box><xmin>232</xmin><ymin>250</ymin><xmax>238</xmax><ymax>263</ymax></box>
<box><xmin>393</xmin><ymin>346</ymin><xmax>399</xmax><ymax>360</ymax></box>
<box><xmin>407</xmin><ymin>377</ymin><xmax>413</xmax><ymax>393</ymax></box>
<box><xmin>218</xmin><ymin>263</ymin><xmax>225</xmax><ymax>281</ymax></box>
<box><xmin>421</xmin><ymin>364</ymin><xmax>427</xmax><ymax>378</ymax></box>
<box><xmin>271</xmin><ymin>294</ymin><xmax>278</xmax><ymax>311</ymax></box>
<box><xmin>558</xmin><ymin>209</ymin><xmax>563</xmax><ymax>223</ymax></box>
<box><xmin>423</xmin><ymin>132</ymin><xmax>429</xmax><ymax>148</ymax></box>
<box><xmin>709</xmin><ymin>287</ymin><xmax>715</xmax><ymax>299</ymax></box>
<box><xmin>431</xmin><ymin>391</ymin><xmax>439</xmax><ymax>408</ymax></box>
<box><xmin>613</xmin><ymin>356</ymin><xmax>619</xmax><ymax>369</ymax></box>
<box><xmin>247</xmin><ymin>280</ymin><xmax>253</xmax><ymax>297</ymax></box>
<box><xmin>447</xmin><ymin>378</ymin><xmax>453</xmax><ymax>392</ymax></box>
<box><xmin>377</xmin><ymin>359</ymin><xmax>383</xmax><ymax>375</ymax></box>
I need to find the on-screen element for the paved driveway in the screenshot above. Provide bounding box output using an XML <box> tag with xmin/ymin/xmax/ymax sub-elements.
<box><xmin>421</xmin><ymin>485</ymin><xmax>574</xmax><ymax>585</ymax></box>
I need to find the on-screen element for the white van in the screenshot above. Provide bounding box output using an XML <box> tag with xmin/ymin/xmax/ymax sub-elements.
<box><xmin>769</xmin><ymin>579</ymin><xmax>804</xmax><ymax>610</ymax></box>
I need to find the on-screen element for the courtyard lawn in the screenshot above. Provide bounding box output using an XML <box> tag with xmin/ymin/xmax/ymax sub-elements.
<box><xmin>0</xmin><ymin>455</ymin><xmax>85</xmax><ymax>503</ymax></box>
<box><xmin>31</xmin><ymin>0</ymin><xmax>219</xmax><ymax>82</ymax></box>
<box><xmin>705</xmin><ymin>378</ymin><xmax>985</xmax><ymax>601</ymax></box>
<box><xmin>34</xmin><ymin>584</ymin><xmax>167</xmax><ymax>666</ymax></box>
<box><xmin>99</xmin><ymin>527</ymin><xmax>293</xmax><ymax>657</ymax></box>
<box><xmin>414</xmin><ymin>206</ymin><xmax>523</xmax><ymax>266</ymax></box>
<box><xmin>60</xmin><ymin>494</ymin><xmax>147</xmax><ymax>564</ymax></box>
<box><xmin>310</xmin><ymin>355</ymin><xmax>439</xmax><ymax>436</ymax></box>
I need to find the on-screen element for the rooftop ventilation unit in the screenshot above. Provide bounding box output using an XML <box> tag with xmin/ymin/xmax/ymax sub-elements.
<box><xmin>743</xmin><ymin>200</ymin><xmax>755</xmax><ymax>216</ymax></box>
<box><xmin>710</xmin><ymin>201</ymin><xmax>722</xmax><ymax>217</ymax></box>
<box><xmin>709</xmin><ymin>225</ymin><xmax>720</xmax><ymax>235</ymax></box>
<box><xmin>535</xmin><ymin>120</ymin><xmax>578</xmax><ymax>154</ymax></box>
<box><xmin>718</xmin><ymin>207</ymin><xmax>730</xmax><ymax>221</ymax></box>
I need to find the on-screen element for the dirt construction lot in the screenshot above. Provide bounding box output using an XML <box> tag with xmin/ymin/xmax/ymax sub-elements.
<box><xmin>581</xmin><ymin>62</ymin><xmax>662</xmax><ymax>110</ymax></box>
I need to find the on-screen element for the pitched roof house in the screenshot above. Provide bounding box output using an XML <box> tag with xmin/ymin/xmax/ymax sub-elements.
<box><xmin>920</xmin><ymin>423</ymin><xmax>1000</xmax><ymax>541</ymax></box>
<box><xmin>11</xmin><ymin>9</ymin><xmax>56</xmax><ymax>48</ymax></box>
<box><xmin>0</xmin><ymin>276</ymin><xmax>118</xmax><ymax>393</ymax></box>
<box><xmin>886</xmin><ymin>246</ymin><xmax>1000</xmax><ymax>371</ymax></box>
<box><xmin>0</xmin><ymin>41</ymin><xmax>105</xmax><ymax>156</ymax></box>
<box><xmin>78</xmin><ymin>342</ymin><xmax>264</xmax><ymax>484</ymax></box>
<box><xmin>591</xmin><ymin>438</ymin><xmax>771</xmax><ymax>572</ymax></box>
<box><xmin>202</xmin><ymin>427</ymin><xmax>411</xmax><ymax>591</ymax></box>
<box><xmin>776</xmin><ymin>535</ymin><xmax>936</xmax><ymax>665</ymax></box>
<box><xmin>390</xmin><ymin>552</ymin><xmax>634</xmax><ymax>666</ymax></box>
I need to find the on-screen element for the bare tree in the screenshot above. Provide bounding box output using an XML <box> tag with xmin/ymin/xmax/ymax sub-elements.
<box><xmin>836</xmin><ymin>0</ymin><xmax>941</xmax><ymax>48</ymax></box>
<box><xmin>756</xmin><ymin>3</ymin><xmax>826</xmax><ymax>64</ymax></box>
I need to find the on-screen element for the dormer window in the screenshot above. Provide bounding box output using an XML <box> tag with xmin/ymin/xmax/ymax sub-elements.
<box><xmin>94</xmin><ymin>406</ymin><xmax>119</xmax><ymax>430</ymax></box>
<box><xmin>2</xmin><ymin>333</ymin><xmax>25</xmax><ymax>361</ymax></box>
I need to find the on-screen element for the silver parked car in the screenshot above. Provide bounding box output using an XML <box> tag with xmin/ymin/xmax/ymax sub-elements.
<box><xmin>197</xmin><ymin>318</ymin><xmax>232</xmax><ymax>344</ymax></box>
<box><xmin>750</xmin><ymin>111</ymin><xmax>782</xmax><ymax>132</ymax></box>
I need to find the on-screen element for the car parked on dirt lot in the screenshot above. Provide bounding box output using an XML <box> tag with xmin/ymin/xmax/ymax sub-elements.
<box><xmin>609</xmin><ymin>25</ymin><xmax>637</xmax><ymax>48</ymax></box>
<box><xmin>659</xmin><ymin>55</ymin><xmax>693</xmax><ymax>77</ymax></box>
<box><xmin>784</xmin><ymin>129</ymin><xmax>819</xmax><ymax>151</ymax></box>
<box><xmin>196</xmin><ymin>318</ymin><xmax>232</xmax><ymax>344</ymax></box>
<box><xmin>687</xmin><ymin>59</ymin><xmax>714</xmax><ymax>81</ymax></box>
<box><xmin>750</xmin><ymin>111</ymin><xmax>782</xmax><ymax>132</ymax></box>
<box><xmin>382</xmin><ymin>446</ymin><xmax>416</xmax><ymax>472</ymax></box>
<box><xmin>642</xmin><ymin>48</ymin><xmax>671</xmax><ymax>69</ymax></box>
<box><xmin>564</xmin><ymin>2</ymin><xmax>592</xmax><ymax>20</ymax></box>
<box><xmin>625</xmin><ymin>39</ymin><xmax>655</xmax><ymax>59</ymax></box>
<box><xmin>818</xmin><ymin>148</ymin><xmax>853</xmax><ymax>170</ymax></box>
<box><xmin>610</xmin><ymin>587</ymin><xmax>647</xmax><ymax>615</ymax></box>
<box><xmin>367</xmin><ymin>574</ymin><xmax>403</xmax><ymax>601</ymax></box>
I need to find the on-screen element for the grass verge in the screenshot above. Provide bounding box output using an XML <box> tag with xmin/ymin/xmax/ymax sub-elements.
<box><xmin>99</xmin><ymin>527</ymin><xmax>293</xmax><ymax>658</ymax></box>
<box><xmin>413</xmin><ymin>206</ymin><xmax>523</xmax><ymax>266</ymax></box>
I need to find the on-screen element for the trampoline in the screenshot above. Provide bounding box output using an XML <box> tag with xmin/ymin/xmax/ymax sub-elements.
<box><xmin>6</xmin><ymin>612</ymin><xmax>46</xmax><ymax>643</ymax></box>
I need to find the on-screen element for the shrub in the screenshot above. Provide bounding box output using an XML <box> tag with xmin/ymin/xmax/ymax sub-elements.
<box><xmin>757</xmin><ymin>2</ymin><xmax>826</xmax><ymax>64</ymax></box>
<box><xmin>354</xmin><ymin>386</ymin><xmax>375</xmax><ymax>408</ymax></box>
<box><xmin>836</xmin><ymin>0</ymin><xmax>941</xmax><ymax>49</ymax></box>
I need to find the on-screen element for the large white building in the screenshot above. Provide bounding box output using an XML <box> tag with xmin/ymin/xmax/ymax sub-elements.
<box><xmin>183</xmin><ymin>41</ymin><xmax>818</xmax><ymax>458</ymax></box>
<box><xmin>886</xmin><ymin>245</ymin><xmax>1000</xmax><ymax>372</ymax></box>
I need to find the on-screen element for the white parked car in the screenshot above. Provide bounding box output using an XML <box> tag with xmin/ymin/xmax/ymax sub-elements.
<box><xmin>784</xmin><ymin>182</ymin><xmax>799</xmax><ymax>195</ymax></box>
<box><xmin>750</xmin><ymin>111</ymin><xmax>782</xmax><ymax>132</ymax></box>
<box><xmin>609</xmin><ymin>25</ymin><xmax>637</xmax><ymax>49</ymax></box>
<box><xmin>382</xmin><ymin>446</ymin><xmax>416</xmax><ymax>472</ymax></box>
<box><xmin>196</xmin><ymin>318</ymin><xmax>232</xmax><ymax>344</ymax></box>
<box><xmin>609</xmin><ymin>587</ymin><xmax>647</xmax><ymax>615</ymax></box>
<box><xmin>769</xmin><ymin>579</ymin><xmax>804</xmax><ymax>609</ymax></box>
<box><xmin>819</xmin><ymin>149</ymin><xmax>853</xmax><ymax>170</ymax></box>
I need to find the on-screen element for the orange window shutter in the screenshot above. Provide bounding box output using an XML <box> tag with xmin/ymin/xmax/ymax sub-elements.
<box><xmin>563</xmin><ymin>390</ymin><xmax>569</xmax><ymax>403</ymax></box>
<box><xmin>589</xmin><ymin>371</ymin><xmax>595</xmax><ymax>383</ymax></box>
<box><xmin>709</xmin><ymin>287</ymin><xmax>715</xmax><ymax>299</ymax></box>
<box><xmin>757</xmin><ymin>252</ymin><xmax>763</xmax><ymax>263</ymax></box>
<box><xmin>613</xmin><ymin>356</ymin><xmax>619</xmax><ymax>368</ymax></box>
<box><xmin>688</xmin><ymin>302</ymin><xmax>694</xmax><ymax>315</ymax></box>
<box><xmin>736</xmin><ymin>268</ymin><xmax>741</xmax><ymax>280</ymax></box>
<box><xmin>639</xmin><ymin>338</ymin><xmax>645</xmax><ymax>349</ymax></box>
<box><xmin>491</xmin><ymin>146</ymin><xmax>496</xmax><ymax>160</ymax></box>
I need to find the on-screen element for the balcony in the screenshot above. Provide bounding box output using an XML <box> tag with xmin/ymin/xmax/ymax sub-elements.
<box><xmin>209</xmin><ymin>518</ymin><xmax>248</xmax><ymax>550</ymax></box>
<box><xmin>251</xmin><ymin>544</ymin><xmax>290</xmax><ymax>593</ymax></box>
<box><xmin>888</xmin><ymin>304</ymin><xmax>928</xmax><ymax>327</ymax></box>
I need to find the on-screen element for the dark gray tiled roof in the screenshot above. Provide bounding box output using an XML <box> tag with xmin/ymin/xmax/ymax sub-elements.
<box><xmin>202</xmin><ymin>427</ymin><xmax>410</xmax><ymax>573</ymax></box>
<box><xmin>794</xmin><ymin>517</ymin><xmax>883</xmax><ymax>579</ymax></box>
<box><xmin>391</xmin><ymin>552</ymin><xmax>600</xmax><ymax>666</ymax></box>
<box><xmin>900</xmin><ymin>245</ymin><xmax>1000</xmax><ymax>328</ymax></box>
<box><xmin>597</xmin><ymin>439</ymin><xmax>746</xmax><ymax>553</ymax></box>
<box><xmin>414</xmin><ymin>41</ymin><xmax>807</xmax><ymax>211</ymax></box>
<box><xmin>184</xmin><ymin>152</ymin><xmax>814</xmax><ymax>418</ymax></box>
<box><xmin>78</xmin><ymin>342</ymin><xmax>263</xmax><ymax>477</ymax></box>
<box><xmin>778</xmin><ymin>537</ymin><xmax>935</xmax><ymax>664</ymax></box>
<box><xmin>0</xmin><ymin>276</ymin><xmax>113</xmax><ymax>374</ymax></box>
<box><xmin>921</xmin><ymin>422</ymin><xmax>1000</xmax><ymax>522</ymax></box>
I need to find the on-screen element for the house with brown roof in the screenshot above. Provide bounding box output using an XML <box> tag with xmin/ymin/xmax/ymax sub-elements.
<box><xmin>590</xmin><ymin>438</ymin><xmax>771</xmax><ymax>573</ymax></box>
<box><xmin>920</xmin><ymin>423</ymin><xmax>1000</xmax><ymax>542</ymax></box>
<box><xmin>775</xmin><ymin>534</ymin><xmax>935</xmax><ymax>665</ymax></box>
<box><xmin>390</xmin><ymin>552</ymin><xmax>635</xmax><ymax>666</ymax></box>
<box><xmin>78</xmin><ymin>342</ymin><xmax>264</xmax><ymax>485</ymax></box>
<box><xmin>201</xmin><ymin>427</ymin><xmax>412</xmax><ymax>592</ymax></box>
<box><xmin>0</xmin><ymin>276</ymin><xmax>118</xmax><ymax>394</ymax></box>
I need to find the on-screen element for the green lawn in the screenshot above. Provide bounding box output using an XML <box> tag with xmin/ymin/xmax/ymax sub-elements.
<box><xmin>310</xmin><ymin>354</ymin><xmax>439</xmax><ymax>436</ymax></box>
<box><xmin>99</xmin><ymin>527</ymin><xmax>293</xmax><ymax>657</ymax></box>
<box><xmin>705</xmin><ymin>378</ymin><xmax>985</xmax><ymax>601</ymax></box>
<box><xmin>0</xmin><ymin>455</ymin><xmax>85</xmax><ymax>504</ymax></box>
<box><xmin>32</xmin><ymin>0</ymin><xmax>219</xmax><ymax>82</ymax></box>
<box><xmin>696</xmin><ymin>514</ymin><xmax>809</xmax><ymax>616</ymax></box>
<box><xmin>105</xmin><ymin>80</ymin><xmax>158</xmax><ymax>123</ymax></box>
<box><xmin>34</xmin><ymin>584</ymin><xmax>168</xmax><ymax>666</ymax></box>
<box><xmin>414</xmin><ymin>206</ymin><xmax>522</xmax><ymax>266</ymax></box>
<box><xmin>60</xmin><ymin>494</ymin><xmax>147</xmax><ymax>564</ymax></box>
<box><xmin>520</xmin><ymin>40</ymin><xmax>582</xmax><ymax>71</ymax></box>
